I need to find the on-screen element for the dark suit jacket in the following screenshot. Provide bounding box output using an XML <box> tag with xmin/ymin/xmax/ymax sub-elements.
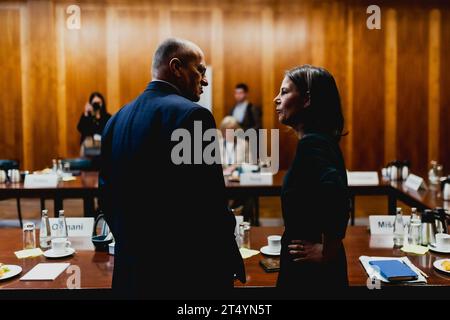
<box><xmin>277</xmin><ymin>133</ymin><xmax>350</xmax><ymax>293</ymax></box>
<box><xmin>229</xmin><ymin>102</ymin><xmax>262</xmax><ymax>131</ymax></box>
<box><xmin>99</xmin><ymin>81</ymin><xmax>245</xmax><ymax>299</ymax></box>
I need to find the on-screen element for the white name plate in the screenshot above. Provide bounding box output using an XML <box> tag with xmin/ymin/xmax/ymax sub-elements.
<box><xmin>369</xmin><ymin>215</ymin><xmax>411</xmax><ymax>235</ymax></box>
<box><xmin>347</xmin><ymin>171</ymin><xmax>379</xmax><ymax>186</ymax></box>
<box><xmin>240</xmin><ymin>173</ymin><xmax>273</xmax><ymax>186</ymax></box>
<box><xmin>404</xmin><ymin>174</ymin><xmax>426</xmax><ymax>191</ymax></box>
<box><xmin>24</xmin><ymin>174</ymin><xmax>58</xmax><ymax>188</ymax></box>
<box><xmin>48</xmin><ymin>217</ymin><xmax>94</xmax><ymax>237</ymax></box>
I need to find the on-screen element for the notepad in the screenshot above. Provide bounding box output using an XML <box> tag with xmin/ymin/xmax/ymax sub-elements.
<box><xmin>20</xmin><ymin>263</ymin><xmax>70</xmax><ymax>281</ymax></box>
<box><xmin>369</xmin><ymin>260</ymin><xmax>418</xmax><ymax>282</ymax></box>
<box><xmin>239</xmin><ymin>248</ymin><xmax>260</xmax><ymax>259</ymax></box>
<box><xmin>14</xmin><ymin>248</ymin><xmax>44</xmax><ymax>259</ymax></box>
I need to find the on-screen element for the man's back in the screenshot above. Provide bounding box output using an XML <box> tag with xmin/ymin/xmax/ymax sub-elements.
<box><xmin>100</xmin><ymin>81</ymin><xmax>242</xmax><ymax>298</ymax></box>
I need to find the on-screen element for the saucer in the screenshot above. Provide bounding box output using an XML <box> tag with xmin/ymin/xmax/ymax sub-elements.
<box><xmin>44</xmin><ymin>247</ymin><xmax>75</xmax><ymax>259</ymax></box>
<box><xmin>0</xmin><ymin>265</ymin><xmax>22</xmax><ymax>280</ymax></box>
<box><xmin>428</xmin><ymin>245</ymin><xmax>450</xmax><ymax>254</ymax></box>
<box><xmin>433</xmin><ymin>259</ymin><xmax>450</xmax><ymax>274</ymax></box>
<box><xmin>260</xmin><ymin>246</ymin><xmax>280</xmax><ymax>256</ymax></box>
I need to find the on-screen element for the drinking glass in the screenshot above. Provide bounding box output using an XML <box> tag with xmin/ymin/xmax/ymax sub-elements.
<box><xmin>23</xmin><ymin>222</ymin><xmax>36</xmax><ymax>250</ymax></box>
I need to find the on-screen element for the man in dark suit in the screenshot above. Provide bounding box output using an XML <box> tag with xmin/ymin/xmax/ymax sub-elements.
<box><xmin>99</xmin><ymin>38</ymin><xmax>245</xmax><ymax>299</ymax></box>
<box><xmin>229</xmin><ymin>83</ymin><xmax>262</xmax><ymax>131</ymax></box>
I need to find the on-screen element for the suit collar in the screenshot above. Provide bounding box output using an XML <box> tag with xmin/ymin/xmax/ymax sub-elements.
<box><xmin>145</xmin><ymin>80</ymin><xmax>182</xmax><ymax>96</ymax></box>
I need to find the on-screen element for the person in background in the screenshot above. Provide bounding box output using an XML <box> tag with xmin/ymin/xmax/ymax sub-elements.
<box><xmin>229</xmin><ymin>83</ymin><xmax>262</xmax><ymax>132</ymax></box>
<box><xmin>99</xmin><ymin>38</ymin><xmax>245</xmax><ymax>299</ymax></box>
<box><xmin>273</xmin><ymin>65</ymin><xmax>350</xmax><ymax>296</ymax></box>
<box><xmin>219</xmin><ymin>116</ymin><xmax>253</xmax><ymax>170</ymax></box>
<box><xmin>219</xmin><ymin>116</ymin><xmax>255</xmax><ymax>221</ymax></box>
<box><xmin>77</xmin><ymin>92</ymin><xmax>111</xmax><ymax>146</ymax></box>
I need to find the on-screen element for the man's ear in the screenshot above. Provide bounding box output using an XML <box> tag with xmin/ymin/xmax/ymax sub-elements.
<box><xmin>168</xmin><ymin>58</ymin><xmax>183</xmax><ymax>77</ymax></box>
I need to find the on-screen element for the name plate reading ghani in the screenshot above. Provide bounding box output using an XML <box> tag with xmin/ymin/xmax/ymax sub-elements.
<box><xmin>240</xmin><ymin>173</ymin><xmax>273</xmax><ymax>186</ymax></box>
<box><xmin>49</xmin><ymin>217</ymin><xmax>94</xmax><ymax>237</ymax></box>
<box><xmin>404</xmin><ymin>174</ymin><xmax>427</xmax><ymax>191</ymax></box>
<box><xmin>369</xmin><ymin>215</ymin><xmax>411</xmax><ymax>235</ymax></box>
<box><xmin>24</xmin><ymin>174</ymin><xmax>58</xmax><ymax>188</ymax></box>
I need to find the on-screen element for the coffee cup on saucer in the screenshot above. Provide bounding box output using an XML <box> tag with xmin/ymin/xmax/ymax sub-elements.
<box><xmin>267</xmin><ymin>235</ymin><xmax>281</xmax><ymax>253</ymax></box>
<box><xmin>51</xmin><ymin>238</ymin><xmax>72</xmax><ymax>255</ymax></box>
<box><xmin>434</xmin><ymin>233</ymin><xmax>450</xmax><ymax>252</ymax></box>
<box><xmin>260</xmin><ymin>235</ymin><xmax>282</xmax><ymax>256</ymax></box>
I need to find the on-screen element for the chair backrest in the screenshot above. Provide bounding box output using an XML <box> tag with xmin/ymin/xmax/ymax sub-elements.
<box><xmin>0</xmin><ymin>159</ymin><xmax>20</xmax><ymax>171</ymax></box>
<box><xmin>61</xmin><ymin>158</ymin><xmax>93</xmax><ymax>171</ymax></box>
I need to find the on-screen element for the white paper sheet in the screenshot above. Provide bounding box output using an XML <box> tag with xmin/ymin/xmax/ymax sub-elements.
<box><xmin>20</xmin><ymin>263</ymin><xmax>70</xmax><ymax>281</ymax></box>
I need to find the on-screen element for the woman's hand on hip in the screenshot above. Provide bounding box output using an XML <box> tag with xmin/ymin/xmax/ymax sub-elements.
<box><xmin>288</xmin><ymin>237</ymin><xmax>343</xmax><ymax>264</ymax></box>
<box><xmin>288</xmin><ymin>240</ymin><xmax>324</xmax><ymax>263</ymax></box>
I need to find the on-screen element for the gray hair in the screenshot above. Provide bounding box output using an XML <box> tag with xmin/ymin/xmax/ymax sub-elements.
<box><xmin>152</xmin><ymin>38</ymin><xmax>200</xmax><ymax>77</ymax></box>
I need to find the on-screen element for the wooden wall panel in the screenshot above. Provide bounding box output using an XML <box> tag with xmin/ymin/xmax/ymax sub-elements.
<box><xmin>351</xmin><ymin>4</ymin><xmax>385</xmax><ymax>171</ymax></box>
<box><xmin>223</xmin><ymin>11</ymin><xmax>262</xmax><ymax>116</ymax></box>
<box><xmin>0</xmin><ymin>8</ymin><xmax>23</xmax><ymax>163</ymax></box>
<box><xmin>117</xmin><ymin>9</ymin><xmax>159</xmax><ymax>107</ymax></box>
<box><xmin>0</xmin><ymin>0</ymin><xmax>448</xmax><ymax>175</ymax></box>
<box><xmin>396</xmin><ymin>7</ymin><xmax>429</xmax><ymax>176</ymax></box>
<box><xmin>63</xmin><ymin>6</ymin><xmax>108</xmax><ymax>158</ymax></box>
<box><xmin>23</xmin><ymin>1</ymin><xmax>58</xmax><ymax>170</ymax></box>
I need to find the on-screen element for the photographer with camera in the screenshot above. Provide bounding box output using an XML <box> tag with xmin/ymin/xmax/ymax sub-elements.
<box><xmin>77</xmin><ymin>92</ymin><xmax>111</xmax><ymax>159</ymax></box>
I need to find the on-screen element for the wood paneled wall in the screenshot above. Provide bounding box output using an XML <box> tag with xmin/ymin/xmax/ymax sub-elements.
<box><xmin>0</xmin><ymin>0</ymin><xmax>448</xmax><ymax>176</ymax></box>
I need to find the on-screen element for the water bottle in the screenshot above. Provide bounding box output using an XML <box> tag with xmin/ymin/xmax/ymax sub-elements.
<box><xmin>39</xmin><ymin>209</ymin><xmax>51</xmax><ymax>249</ymax></box>
<box><xmin>408</xmin><ymin>207</ymin><xmax>422</xmax><ymax>245</ymax></box>
<box><xmin>56</xmin><ymin>210</ymin><xmax>68</xmax><ymax>240</ymax></box>
<box><xmin>393</xmin><ymin>207</ymin><xmax>404</xmax><ymax>247</ymax></box>
<box><xmin>57</xmin><ymin>160</ymin><xmax>63</xmax><ymax>180</ymax></box>
<box><xmin>52</xmin><ymin>159</ymin><xmax>58</xmax><ymax>173</ymax></box>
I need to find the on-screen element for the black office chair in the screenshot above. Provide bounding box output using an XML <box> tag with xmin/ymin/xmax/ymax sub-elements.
<box><xmin>0</xmin><ymin>159</ymin><xmax>23</xmax><ymax>228</ymax></box>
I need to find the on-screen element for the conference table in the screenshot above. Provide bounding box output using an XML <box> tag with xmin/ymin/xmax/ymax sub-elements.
<box><xmin>0</xmin><ymin>226</ymin><xmax>449</xmax><ymax>296</ymax></box>
<box><xmin>0</xmin><ymin>171</ymin><xmax>447</xmax><ymax>225</ymax></box>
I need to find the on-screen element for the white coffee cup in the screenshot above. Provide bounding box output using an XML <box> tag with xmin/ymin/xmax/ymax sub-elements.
<box><xmin>0</xmin><ymin>170</ymin><xmax>6</xmax><ymax>183</ymax></box>
<box><xmin>51</xmin><ymin>238</ymin><xmax>71</xmax><ymax>254</ymax></box>
<box><xmin>267</xmin><ymin>235</ymin><xmax>281</xmax><ymax>253</ymax></box>
<box><xmin>435</xmin><ymin>233</ymin><xmax>450</xmax><ymax>251</ymax></box>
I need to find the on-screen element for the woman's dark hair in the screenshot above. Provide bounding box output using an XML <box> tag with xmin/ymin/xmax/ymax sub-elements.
<box><xmin>286</xmin><ymin>65</ymin><xmax>345</xmax><ymax>141</ymax></box>
<box><xmin>88</xmin><ymin>92</ymin><xmax>108</xmax><ymax>116</ymax></box>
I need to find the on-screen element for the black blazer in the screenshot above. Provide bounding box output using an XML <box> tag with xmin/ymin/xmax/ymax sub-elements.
<box><xmin>99</xmin><ymin>81</ymin><xmax>245</xmax><ymax>298</ymax></box>
<box><xmin>229</xmin><ymin>102</ymin><xmax>262</xmax><ymax>131</ymax></box>
<box><xmin>277</xmin><ymin>133</ymin><xmax>350</xmax><ymax>293</ymax></box>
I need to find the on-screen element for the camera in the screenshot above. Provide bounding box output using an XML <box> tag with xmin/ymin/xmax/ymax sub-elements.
<box><xmin>92</xmin><ymin>102</ymin><xmax>101</xmax><ymax>112</ymax></box>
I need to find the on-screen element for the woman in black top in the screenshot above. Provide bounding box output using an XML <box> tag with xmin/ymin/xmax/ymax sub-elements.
<box><xmin>77</xmin><ymin>92</ymin><xmax>111</xmax><ymax>145</ymax></box>
<box><xmin>273</xmin><ymin>65</ymin><xmax>350</xmax><ymax>294</ymax></box>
